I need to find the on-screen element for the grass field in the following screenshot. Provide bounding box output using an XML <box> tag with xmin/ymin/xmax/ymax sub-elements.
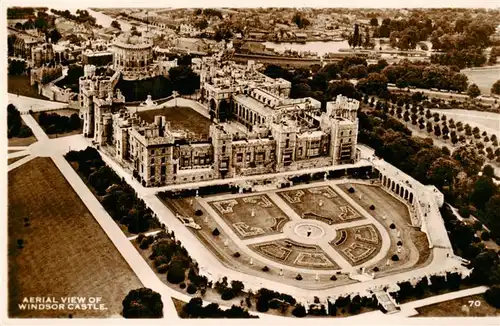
<box><xmin>8</xmin><ymin>157</ymin><xmax>143</xmax><ymax>318</ymax></box>
<box><xmin>8</xmin><ymin>75</ymin><xmax>48</xmax><ymax>100</ymax></box>
<box><xmin>8</xmin><ymin>135</ymin><xmax>37</xmax><ymax>147</ymax></box>
<box><xmin>137</xmin><ymin>106</ymin><xmax>212</xmax><ymax>138</ymax></box>
<box><xmin>8</xmin><ymin>155</ymin><xmax>29</xmax><ymax>165</ymax></box>
<box><xmin>416</xmin><ymin>294</ymin><xmax>499</xmax><ymax>317</ymax></box>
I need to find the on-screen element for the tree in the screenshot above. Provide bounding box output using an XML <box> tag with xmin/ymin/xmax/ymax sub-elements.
<box><xmin>484</xmin><ymin>286</ymin><xmax>500</xmax><ymax>309</ymax></box>
<box><xmin>484</xmin><ymin>195</ymin><xmax>500</xmax><ymax>236</ymax></box>
<box><xmin>453</xmin><ymin>146</ymin><xmax>485</xmax><ymax>176</ymax></box>
<box><xmin>491</xmin><ymin>80</ymin><xmax>500</xmax><ymax>95</ymax></box>
<box><xmin>292</xmin><ymin>304</ymin><xmax>307</xmax><ymax>317</ymax></box>
<box><xmin>427</xmin><ymin>157</ymin><xmax>461</xmax><ymax>189</ymax></box>
<box><xmin>467</xmin><ymin>83</ymin><xmax>481</xmax><ymax>98</ymax></box>
<box><xmin>111</xmin><ymin>20</ymin><xmax>121</xmax><ymax>30</ymax></box>
<box><xmin>230</xmin><ymin>280</ymin><xmax>244</xmax><ymax>295</ymax></box>
<box><xmin>122</xmin><ymin>288</ymin><xmax>163</xmax><ymax>318</ymax></box>
<box><xmin>471</xmin><ymin>177</ymin><xmax>497</xmax><ymax>210</ymax></box>
<box><xmin>46</xmin><ymin>29</ymin><xmax>62</xmax><ymax>43</ymax></box>
<box><xmin>370</xmin><ymin>17</ymin><xmax>379</xmax><ymax>27</ymax></box>
<box><xmin>168</xmin><ymin>66</ymin><xmax>200</xmax><ymax>95</ymax></box>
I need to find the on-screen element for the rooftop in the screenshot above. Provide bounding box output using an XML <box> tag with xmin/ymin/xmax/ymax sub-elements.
<box><xmin>233</xmin><ymin>94</ymin><xmax>274</xmax><ymax>118</ymax></box>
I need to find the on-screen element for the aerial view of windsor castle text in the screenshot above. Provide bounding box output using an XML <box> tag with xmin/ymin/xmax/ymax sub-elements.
<box><xmin>3</xmin><ymin>2</ymin><xmax>500</xmax><ymax>324</ymax></box>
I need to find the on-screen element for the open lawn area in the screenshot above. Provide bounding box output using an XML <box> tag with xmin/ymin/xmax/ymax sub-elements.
<box><xmin>8</xmin><ymin>155</ymin><xmax>29</xmax><ymax>165</ymax></box>
<box><xmin>8</xmin><ymin>135</ymin><xmax>37</xmax><ymax>147</ymax></box>
<box><xmin>136</xmin><ymin>106</ymin><xmax>212</xmax><ymax>138</ymax></box>
<box><xmin>8</xmin><ymin>75</ymin><xmax>48</xmax><ymax>100</ymax></box>
<box><xmin>416</xmin><ymin>294</ymin><xmax>500</xmax><ymax>317</ymax></box>
<box><xmin>8</xmin><ymin>157</ymin><xmax>143</xmax><ymax>318</ymax></box>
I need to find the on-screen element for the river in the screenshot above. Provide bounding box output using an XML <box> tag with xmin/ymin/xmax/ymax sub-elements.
<box><xmin>263</xmin><ymin>40</ymin><xmax>350</xmax><ymax>56</ymax></box>
<box><xmin>65</xmin><ymin>8</ymin><xmax>132</xmax><ymax>31</ymax></box>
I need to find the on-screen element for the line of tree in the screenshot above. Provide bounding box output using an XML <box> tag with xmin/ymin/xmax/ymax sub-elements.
<box><xmin>181</xmin><ymin>297</ymin><xmax>257</xmax><ymax>318</ymax></box>
<box><xmin>65</xmin><ymin>147</ymin><xmax>161</xmax><ymax>234</ymax></box>
<box><xmin>7</xmin><ymin>104</ymin><xmax>33</xmax><ymax>138</ymax></box>
<box><xmin>37</xmin><ymin>111</ymin><xmax>81</xmax><ymax>135</ymax></box>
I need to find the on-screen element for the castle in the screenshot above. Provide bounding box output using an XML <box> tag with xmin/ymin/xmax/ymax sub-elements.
<box><xmin>79</xmin><ymin>57</ymin><xmax>361</xmax><ymax>187</ymax></box>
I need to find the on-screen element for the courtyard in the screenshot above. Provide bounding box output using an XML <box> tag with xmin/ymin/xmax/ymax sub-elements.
<box><xmin>159</xmin><ymin>179</ymin><xmax>433</xmax><ymax>288</ymax></box>
<box><xmin>136</xmin><ymin>106</ymin><xmax>212</xmax><ymax>139</ymax></box>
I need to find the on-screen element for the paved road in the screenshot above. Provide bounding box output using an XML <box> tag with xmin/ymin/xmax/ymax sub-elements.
<box><xmin>8</xmin><ymin>93</ymin><xmax>67</xmax><ymax>113</ymax></box>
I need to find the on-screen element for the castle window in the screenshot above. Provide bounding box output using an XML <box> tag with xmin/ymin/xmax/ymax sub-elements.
<box><xmin>246</xmin><ymin>153</ymin><xmax>251</xmax><ymax>162</ymax></box>
<box><xmin>150</xmin><ymin>158</ymin><xmax>154</xmax><ymax>164</ymax></box>
<box><xmin>222</xmin><ymin>146</ymin><xmax>226</xmax><ymax>153</ymax></box>
<box><xmin>161</xmin><ymin>166</ymin><xmax>166</xmax><ymax>175</ymax></box>
<box><xmin>341</xmin><ymin>131</ymin><xmax>344</xmax><ymax>136</ymax></box>
<box><xmin>236</xmin><ymin>153</ymin><xmax>243</xmax><ymax>163</ymax></box>
<box><xmin>150</xmin><ymin>167</ymin><xmax>155</xmax><ymax>176</ymax></box>
<box><xmin>285</xmin><ymin>139</ymin><xmax>290</xmax><ymax>148</ymax></box>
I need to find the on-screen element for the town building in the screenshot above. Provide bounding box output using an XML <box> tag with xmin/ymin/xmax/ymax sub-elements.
<box><xmin>79</xmin><ymin>57</ymin><xmax>360</xmax><ymax>187</ymax></box>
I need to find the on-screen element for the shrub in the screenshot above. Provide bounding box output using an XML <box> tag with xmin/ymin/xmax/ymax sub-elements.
<box><xmin>373</xmin><ymin>267</ymin><xmax>379</xmax><ymax>272</ymax></box>
<box><xmin>389</xmin><ymin>223</ymin><xmax>396</xmax><ymax>229</ymax></box>
<box><xmin>186</xmin><ymin>283</ymin><xmax>197</xmax><ymax>294</ymax></box>
<box><xmin>397</xmin><ymin>240</ymin><xmax>403</xmax><ymax>246</ymax></box>
<box><xmin>256</xmin><ymin>297</ymin><xmax>269</xmax><ymax>312</ymax></box>
<box><xmin>212</xmin><ymin>228</ymin><xmax>220</xmax><ymax>236</ymax></box>
<box><xmin>473</xmin><ymin>221</ymin><xmax>483</xmax><ymax>231</ymax></box>
<box><xmin>292</xmin><ymin>304</ymin><xmax>307</xmax><ymax>317</ymax></box>
<box><xmin>481</xmin><ymin>231</ymin><xmax>491</xmax><ymax>241</ymax></box>
<box><xmin>179</xmin><ymin>282</ymin><xmax>186</xmax><ymax>289</ymax></box>
<box><xmin>484</xmin><ymin>286</ymin><xmax>500</xmax><ymax>309</ymax></box>
<box><xmin>195</xmin><ymin>209</ymin><xmax>203</xmax><ymax>216</ymax></box>
<box><xmin>139</xmin><ymin>238</ymin><xmax>151</xmax><ymax>249</ymax></box>
<box><xmin>233</xmin><ymin>252</ymin><xmax>241</xmax><ymax>258</ymax></box>
<box><xmin>136</xmin><ymin>233</ymin><xmax>146</xmax><ymax>244</ymax></box>
<box><xmin>330</xmin><ymin>275</ymin><xmax>337</xmax><ymax>281</ymax></box>
<box><xmin>221</xmin><ymin>289</ymin><xmax>235</xmax><ymax>301</ymax></box>
<box><xmin>295</xmin><ymin>274</ymin><xmax>303</xmax><ymax>281</ymax></box>
<box><xmin>166</xmin><ymin>265</ymin><xmax>186</xmax><ymax>284</ymax></box>
<box><xmin>262</xmin><ymin>266</ymin><xmax>269</xmax><ymax>272</ymax></box>
<box><xmin>369</xmin><ymin>205</ymin><xmax>375</xmax><ymax>210</ymax></box>
<box><xmin>157</xmin><ymin>264</ymin><xmax>168</xmax><ymax>274</ymax></box>
<box><xmin>348</xmin><ymin>187</ymin><xmax>355</xmax><ymax>193</ymax></box>
<box><xmin>391</xmin><ymin>255</ymin><xmax>399</xmax><ymax>261</ymax></box>
<box><xmin>269</xmin><ymin>299</ymin><xmax>281</xmax><ymax>309</ymax></box>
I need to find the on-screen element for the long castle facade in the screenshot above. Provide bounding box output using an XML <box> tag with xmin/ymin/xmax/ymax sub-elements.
<box><xmin>80</xmin><ymin>57</ymin><xmax>360</xmax><ymax>187</ymax></box>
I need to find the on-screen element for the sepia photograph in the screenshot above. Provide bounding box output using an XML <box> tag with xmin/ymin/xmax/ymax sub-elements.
<box><xmin>2</xmin><ymin>0</ymin><xmax>500</xmax><ymax>324</ymax></box>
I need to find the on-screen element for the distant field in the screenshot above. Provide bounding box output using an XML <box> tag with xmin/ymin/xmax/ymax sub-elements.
<box><xmin>136</xmin><ymin>106</ymin><xmax>212</xmax><ymax>138</ymax></box>
<box><xmin>8</xmin><ymin>157</ymin><xmax>142</xmax><ymax>318</ymax></box>
<box><xmin>461</xmin><ymin>67</ymin><xmax>500</xmax><ymax>95</ymax></box>
<box><xmin>416</xmin><ymin>294</ymin><xmax>499</xmax><ymax>317</ymax></box>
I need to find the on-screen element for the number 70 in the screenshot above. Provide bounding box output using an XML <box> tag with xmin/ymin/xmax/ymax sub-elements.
<box><xmin>468</xmin><ymin>300</ymin><xmax>481</xmax><ymax>307</ymax></box>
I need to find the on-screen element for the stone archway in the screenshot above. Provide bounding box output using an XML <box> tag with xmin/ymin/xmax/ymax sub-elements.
<box><xmin>396</xmin><ymin>184</ymin><xmax>400</xmax><ymax>195</ymax></box>
<box><xmin>404</xmin><ymin>189</ymin><xmax>409</xmax><ymax>200</ymax></box>
<box><xmin>409</xmin><ymin>193</ymin><xmax>414</xmax><ymax>204</ymax></box>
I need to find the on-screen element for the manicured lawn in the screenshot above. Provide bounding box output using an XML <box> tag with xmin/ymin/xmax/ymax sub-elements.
<box><xmin>8</xmin><ymin>155</ymin><xmax>29</xmax><ymax>165</ymax></box>
<box><xmin>416</xmin><ymin>294</ymin><xmax>500</xmax><ymax>317</ymax></box>
<box><xmin>8</xmin><ymin>75</ymin><xmax>48</xmax><ymax>100</ymax></box>
<box><xmin>8</xmin><ymin>135</ymin><xmax>37</xmax><ymax>147</ymax></box>
<box><xmin>8</xmin><ymin>157</ymin><xmax>143</xmax><ymax>318</ymax></box>
<box><xmin>137</xmin><ymin>106</ymin><xmax>212</xmax><ymax>138</ymax></box>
